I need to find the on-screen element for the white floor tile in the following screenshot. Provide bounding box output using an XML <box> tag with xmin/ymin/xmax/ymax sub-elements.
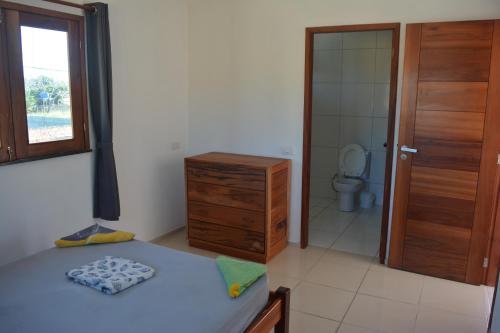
<box><xmin>309</xmin><ymin>216</ymin><xmax>324</xmax><ymax>229</ymax></box>
<box><xmin>485</xmin><ymin>286</ymin><xmax>494</xmax><ymax>315</ymax></box>
<box><xmin>310</xmin><ymin>197</ymin><xmax>334</xmax><ymax>208</ymax></box>
<box><xmin>344</xmin><ymin>294</ymin><xmax>418</xmax><ymax>333</ymax></box>
<box><xmin>358</xmin><ymin>268</ymin><xmax>424</xmax><ymax>304</ymax></box>
<box><xmin>311</xmin><ymin>208</ymin><xmax>357</xmax><ymax>234</ymax></box>
<box><xmin>358</xmin><ymin>206</ymin><xmax>383</xmax><ymax>218</ymax></box>
<box><xmin>320</xmin><ymin>249</ymin><xmax>375</xmax><ymax>270</ymax></box>
<box><xmin>420</xmin><ymin>276</ymin><xmax>489</xmax><ymax>319</ymax></box>
<box><xmin>305</xmin><ymin>260</ymin><xmax>368</xmax><ymax>292</ymax></box>
<box><xmin>369</xmin><ymin>261</ymin><xmax>390</xmax><ymax>272</ymax></box>
<box><xmin>348</xmin><ymin>214</ymin><xmax>382</xmax><ymax>233</ymax></box>
<box><xmin>309</xmin><ymin>205</ymin><xmax>325</xmax><ymax>218</ymax></box>
<box><xmin>415</xmin><ymin>306</ymin><xmax>488</xmax><ymax>333</ymax></box>
<box><xmin>308</xmin><ymin>229</ymin><xmax>340</xmax><ymax>248</ymax></box>
<box><xmin>328</xmin><ymin>205</ymin><xmax>382</xmax><ymax>257</ymax></box>
<box><xmin>268</xmin><ymin>245</ymin><xmax>326</xmax><ymax>279</ymax></box>
<box><xmin>291</xmin><ymin>282</ymin><xmax>355</xmax><ymax>321</ymax></box>
<box><xmin>321</xmin><ymin>202</ymin><xmax>358</xmax><ymax>217</ymax></box>
<box><xmin>331</xmin><ymin>232</ymin><xmax>380</xmax><ymax>257</ymax></box>
<box><xmin>267</xmin><ymin>271</ymin><xmax>300</xmax><ymax>291</ymax></box>
<box><xmin>311</xmin><ymin>217</ymin><xmax>353</xmax><ymax>235</ymax></box>
<box><xmin>289</xmin><ymin>310</ymin><xmax>340</xmax><ymax>333</ymax></box>
<box><xmin>337</xmin><ymin>323</ymin><xmax>380</xmax><ymax>333</ymax></box>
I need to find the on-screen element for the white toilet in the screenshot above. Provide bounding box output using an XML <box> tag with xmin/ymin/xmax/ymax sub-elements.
<box><xmin>333</xmin><ymin>144</ymin><xmax>370</xmax><ymax>212</ymax></box>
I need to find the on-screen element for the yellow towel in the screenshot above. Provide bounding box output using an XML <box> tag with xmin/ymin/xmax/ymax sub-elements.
<box><xmin>55</xmin><ymin>225</ymin><xmax>135</xmax><ymax>248</ymax></box>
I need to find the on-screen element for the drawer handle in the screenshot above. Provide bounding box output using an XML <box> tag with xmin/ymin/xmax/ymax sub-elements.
<box><xmin>252</xmin><ymin>241</ymin><xmax>264</xmax><ymax>251</ymax></box>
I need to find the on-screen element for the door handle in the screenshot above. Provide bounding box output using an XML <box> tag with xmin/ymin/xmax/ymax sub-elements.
<box><xmin>7</xmin><ymin>146</ymin><xmax>13</xmax><ymax>161</ymax></box>
<box><xmin>401</xmin><ymin>145</ymin><xmax>418</xmax><ymax>154</ymax></box>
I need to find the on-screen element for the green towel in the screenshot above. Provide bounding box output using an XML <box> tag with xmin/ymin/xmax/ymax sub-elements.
<box><xmin>216</xmin><ymin>256</ymin><xmax>267</xmax><ymax>298</ymax></box>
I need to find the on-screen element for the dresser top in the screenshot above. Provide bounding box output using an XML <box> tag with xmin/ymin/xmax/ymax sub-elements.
<box><xmin>186</xmin><ymin>152</ymin><xmax>289</xmax><ymax>169</ymax></box>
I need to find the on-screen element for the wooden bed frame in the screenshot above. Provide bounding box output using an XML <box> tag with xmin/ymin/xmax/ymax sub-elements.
<box><xmin>245</xmin><ymin>287</ymin><xmax>290</xmax><ymax>333</ymax></box>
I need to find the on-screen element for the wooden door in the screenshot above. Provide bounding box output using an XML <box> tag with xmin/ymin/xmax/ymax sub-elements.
<box><xmin>390</xmin><ymin>20</ymin><xmax>500</xmax><ymax>284</ymax></box>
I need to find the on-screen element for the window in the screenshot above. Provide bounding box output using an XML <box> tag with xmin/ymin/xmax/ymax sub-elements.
<box><xmin>0</xmin><ymin>3</ymin><xmax>89</xmax><ymax>164</ymax></box>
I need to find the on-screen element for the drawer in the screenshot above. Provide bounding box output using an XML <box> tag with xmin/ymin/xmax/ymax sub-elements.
<box><xmin>187</xmin><ymin>181</ymin><xmax>265</xmax><ymax>212</ymax></box>
<box><xmin>189</xmin><ymin>220</ymin><xmax>265</xmax><ymax>253</ymax></box>
<box><xmin>271</xmin><ymin>219</ymin><xmax>287</xmax><ymax>246</ymax></box>
<box><xmin>188</xmin><ymin>201</ymin><xmax>265</xmax><ymax>233</ymax></box>
<box><xmin>186</xmin><ymin>161</ymin><xmax>266</xmax><ymax>191</ymax></box>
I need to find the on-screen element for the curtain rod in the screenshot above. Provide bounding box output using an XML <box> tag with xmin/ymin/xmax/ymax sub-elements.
<box><xmin>40</xmin><ymin>0</ymin><xmax>96</xmax><ymax>12</ymax></box>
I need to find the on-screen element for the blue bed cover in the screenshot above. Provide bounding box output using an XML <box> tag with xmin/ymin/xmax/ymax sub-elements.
<box><xmin>0</xmin><ymin>240</ymin><xmax>269</xmax><ymax>333</ymax></box>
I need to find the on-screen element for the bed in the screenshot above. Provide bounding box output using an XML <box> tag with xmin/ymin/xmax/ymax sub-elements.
<box><xmin>0</xmin><ymin>240</ymin><xmax>289</xmax><ymax>333</ymax></box>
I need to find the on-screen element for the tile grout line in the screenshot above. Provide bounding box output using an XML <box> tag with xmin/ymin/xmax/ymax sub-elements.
<box><xmin>328</xmin><ymin>207</ymin><xmax>360</xmax><ymax>251</ymax></box>
<box><xmin>302</xmin><ymin>263</ymin><xmax>374</xmax><ymax>295</ymax></box>
<box><xmin>309</xmin><ymin>201</ymin><xmax>345</xmax><ymax>247</ymax></box>
<box><xmin>416</xmin><ymin>303</ymin><xmax>490</xmax><ymax>322</ymax></box>
<box><xmin>330</xmin><ymin>212</ymin><xmax>382</xmax><ymax>256</ymax></box>
<box><xmin>309</xmin><ymin>204</ymin><xmax>330</xmax><ymax>222</ymax></box>
<box><xmin>289</xmin><ymin>228</ymin><xmax>337</xmax><ymax>322</ymax></box>
<box><xmin>311</xmin><ymin>201</ymin><xmax>354</xmax><ymax>247</ymax></box>
<box><xmin>355</xmin><ymin>291</ymin><xmax>423</xmax><ymax>307</ymax></box>
<box><xmin>419</xmin><ymin>276</ymin><xmax>490</xmax><ymax>321</ymax></box>
<box><xmin>336</xmin><ymin>257</ymin><xmax>373</xmax><ymax>332</ymax></box>
<box><xmin>311</xmin><ymin>203</ymin><xmax>380</xmax><ymax>256</ymax></box>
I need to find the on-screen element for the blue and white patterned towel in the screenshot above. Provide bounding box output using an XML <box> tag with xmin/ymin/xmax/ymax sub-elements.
<box><xmin>66</xmin><ymin>256</ymin><xmax>155</xmax><ymax>295</ymax></box>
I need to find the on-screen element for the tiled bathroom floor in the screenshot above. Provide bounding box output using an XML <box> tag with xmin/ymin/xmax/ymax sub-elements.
<box><xmin>154</xmin><ymin>228</ymin><xmax>494</xmax><ymax>333</ymax></box>
<box><xmin>309</xmin><ymin>197</ymin><xmax>382</xmax><ymax>256</ymax></box>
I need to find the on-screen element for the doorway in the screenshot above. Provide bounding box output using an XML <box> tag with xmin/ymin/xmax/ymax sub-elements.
<box><xmin>301</xmin><ymin>23</ymin><xmax>400</xmax><ymax>264</ymax></box>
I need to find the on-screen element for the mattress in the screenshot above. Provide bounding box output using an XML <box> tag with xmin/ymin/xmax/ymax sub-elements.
<box><xmin>0</xmin><ymin>240</ymin><xmax>269</xmax><ymax>333</ymax></box>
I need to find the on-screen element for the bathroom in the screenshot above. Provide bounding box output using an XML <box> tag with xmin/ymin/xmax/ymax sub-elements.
<box><xmin>307</xmin><ymin>29</ymin><xmax>394</xmax><ymax>257</ymax></box>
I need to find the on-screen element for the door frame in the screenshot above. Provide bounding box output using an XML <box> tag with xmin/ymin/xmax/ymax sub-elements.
<box><xmin>300</xmin><ymin>23</ymin><xmax>401</xmax><ymax>265</ymax></box>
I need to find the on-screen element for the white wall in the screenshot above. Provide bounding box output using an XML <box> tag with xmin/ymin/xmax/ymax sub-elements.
<box><xmin>0</xmin><ymin>0</ymin><xmax>189</xmax><ymax>266</ymax></box>
<box><xmin>310</xmin><ymin>31</ymin><xmax>391</xmax><ymax>205</ymax></box>
<box><xmin>187</xmin><ymin>0</ymin><xmax>500</xmax><ymax>244</ymax></box>
<box><xmin>3</xmin><ymin>0</ymin><xmax>500</xmax><ymax>266</ymax></box>
<box><xmin>107</xmin><ymin>0</ymin><xmax>188</xmax><ymax>244</ymax></box>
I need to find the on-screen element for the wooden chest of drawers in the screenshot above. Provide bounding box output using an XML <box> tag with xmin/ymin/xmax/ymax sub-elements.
<box><xmin>185</xmin><ymin>152</ymin><xmax>291</xmax><ymax>263</ymax></box>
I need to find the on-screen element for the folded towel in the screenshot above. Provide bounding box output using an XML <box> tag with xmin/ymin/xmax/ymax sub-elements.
<box><xmin>216</xmin><ymin>256</ymin><xmax>267</xmax><ymax>298</ymax></box>
<box><xmin>66</xmin><ymin>256</ymin><xmax>155</xmax><ymax>295</ymax></box>
<box><xmin>55</xmin><ymin>225</ymin><xmax>135</xmax><ymax>248</ymax></box>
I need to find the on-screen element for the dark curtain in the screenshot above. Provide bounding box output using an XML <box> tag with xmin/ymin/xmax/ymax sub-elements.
<box><xmin>85</xmin><ymin>3</ymin><xmax>120</xmax><ymax>221</ymax></box>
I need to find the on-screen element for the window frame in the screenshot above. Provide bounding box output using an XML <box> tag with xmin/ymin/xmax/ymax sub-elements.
<box><xmin>0</xmin><ymin>1</ymin><xmax>89</xmax><ymax>164</ymax></box>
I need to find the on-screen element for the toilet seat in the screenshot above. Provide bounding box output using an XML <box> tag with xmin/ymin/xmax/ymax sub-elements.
<box><xmin>339</xmin><ymin>144</ymin><xmax>367</xmax><ymax>177</ymax></box>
